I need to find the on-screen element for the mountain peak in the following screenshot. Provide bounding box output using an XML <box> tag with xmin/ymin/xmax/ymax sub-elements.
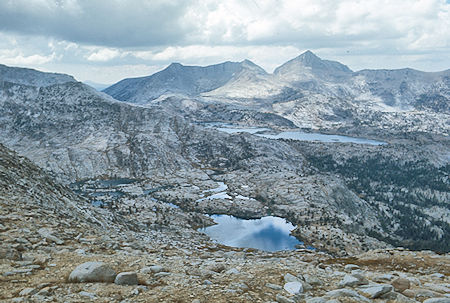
<box><xmin>166</xmin><ymin>62</ymin><xmax>184</xmax><ymax>70</ymax></box>
<box><xmin>240</xmin><ymin>59</ymin><xmax>267</xmax><ymax>74</ymax></box>
<box><xmin>274</xmin><ymin>51</ymin><xmax>352</xmax><ymax>79</ymax></box>
<box><xmin>298</xmin><ymin>50</ymin><xmax>320</xmax><ymax>60</ymax></box>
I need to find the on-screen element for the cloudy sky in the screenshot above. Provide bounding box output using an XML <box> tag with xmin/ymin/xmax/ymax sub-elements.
<box><xmin>1</xmin><ymin>0</ymin><xmax>449</xmax><ymax>84</ymax></box>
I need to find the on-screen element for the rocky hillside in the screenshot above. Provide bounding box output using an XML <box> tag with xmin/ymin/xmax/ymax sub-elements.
<box><xmin>1</xmin><ymin>143</ymin><xmax>449</xmax><ymax>303</ymax></box>
<box><xmin>0</xmin><ymin>75</ymin><xmax>304</xmax><ymax>183</ymax></box>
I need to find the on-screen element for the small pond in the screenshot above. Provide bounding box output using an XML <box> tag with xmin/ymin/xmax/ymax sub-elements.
<box><xmin>199</xmin><ymin>215</ymin><xmax>301</xmax><ymax>252</ymax></box>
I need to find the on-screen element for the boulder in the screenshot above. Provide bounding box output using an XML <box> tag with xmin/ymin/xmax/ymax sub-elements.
<box><xmin>338</xmin><ymin>274</ymin><xmax>368</xmax><ymax>288</ymax></box>
<box><xmin>392</xmin><ymin>277</ymin><xmax>411</xmax><ymax>293</ymax></box>
<box><xmin>304</xmin><ymin>274</ymin><xmax>323</xmax><ymax>286</ymax></box>
<box><xmin>115</xmin><ymin>272</ymin><xmax>138</xmax><ymax>285</ymax></box>
<box><xmin>284</xmin><ymin>281</ymin><xmax>303</xmax><ymax>295</ymax></box>
<box><xmin>68</xmin><ymin>261</ymin><xmax>116</xmax><ymax>283</ymax></box>
<box><xmin>359</xmin><ymin>284</ymin><xmax>393</xmax><ymax>298</ymax></box>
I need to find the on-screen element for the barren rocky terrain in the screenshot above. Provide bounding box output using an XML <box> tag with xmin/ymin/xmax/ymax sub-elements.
<box><xmin>1</xmin><ymin>144</ymin><xmax>449</xmax><ymax>302</ymax></box>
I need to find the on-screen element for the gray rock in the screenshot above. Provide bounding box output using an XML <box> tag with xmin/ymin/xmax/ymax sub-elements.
<box><xmin>36</xmin><ymin>287</ymin><xmax>51</xmax><ymax>296</ymax></box>
<box><xmin>381</xmin><ymin>291</ymin><xmax>418</xmax><ymax>303</ymax></box>
<box><xmin>225</xmin><ymin>268</ymin><xmax>240</xmax><ymax>275</ymax></box>
<box><xmin>423</xmin><ymin>299</ymin><xmax>450</xmax><ymax>303</ymax></box>
<box><xmin>19</xmin><ymin>288</ymin><xmax>38</xmax><ymax>296</ymax></box>
<box><xmin>359</xmin><ymin>284</ymin><xmax>393</xmax><ymax>298</ymax></box>
<box><xmin>79</xmin><ymin>291</ymin><xmax>96</xmax><ymax>299</ymax></box>
<box><xmin>141</xmin><ymin>265</ymin><xmax>166</xmax><ymax>274</ymax></box>
<box><xmin>338</xmin><ymin>274</ymin><xmax>368</xmax><ymax>288</ymax></box>
<box><xmin>13</xmin><ymin>268</ymin><xmax>33</xmax><ymax>274</ymax></box>
<box><xmin>266</xmin><ymin>283</ymin><xmax>283</xmax><ymax>290</ymax></box>
<box><xmin>0</xmin><ymin>248</ymin><xmax>22</xmax><ymax>261</ymax></box>
<box><xmin>68</xmin><ymin>261</ymin><xmax>116</xmax><ymax>283</ymax></box>
<box><xmin>115</xmin><ymin>272</ymin><xmax>138</xmax><ymax>285</ymax></box>
<box><xmin>276</xmin><ymin>294</ymin><xmax>295</xmax><ymax>303</ymax></box>
<box><xmin>154</xmin><ymin>272</ymin><xmax>171</xmax><ymax>278</ymax></box>
<box><xmin>37</xmin><ymin>228</ymin><xmax>64</xmax><ymax>245</ymax></box>
<box><xmin>301</xmin><ymin>281</ymin><xmax>313</xmax><ymax>291</ymax></box>
<box><xmin>284</xmin><ymin>281</ymin><xmax>303</xmax><ymax>295</ymax></box>
<box><xmin>392</xmin><ymin>277</ymin><xmax>411</xmax><ymax>292</ymax></box>
<box><xmin>344</xmin><ymin>264</ymin><xmax>360</xmax><ymax>271</ymax></box>
<box><xmin>374</xmin><ymin>273</ymin><xmax>394</xmax><ymax>282</ymax></box>
<box><xmin>305</xmin><ymin>298</ymin><xmax>327</xmax><ymax>303</ymax></box>
<box><xmin>429</xmin><ymin>273</ymin><xmax>445</xmax><ymax>279</ymax></box>
<box><xmin>284</xmin><ymin>273</ymin><xmax>301</xmax><ymax>283</ymax></box>
<box><xmin>304</xmin><ymin>274</ymin><xmax>323</xmax><ymax>286</ymax></box>
<box><xmin>326</xmin><ymin>289</ymin><xmax>370</xmax><ymax>302</ymax></box>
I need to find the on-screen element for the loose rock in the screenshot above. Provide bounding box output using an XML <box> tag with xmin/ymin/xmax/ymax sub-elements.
<box><xmin>284</xmin><ymin>281</ymin><xmax>303</xmax><ymax>295</ymax></box>
<box><xmin>68</xmin><ymin>261</ymin><xmax>116</xmax><ymax>283</ymax></box>
<box><xmin>392</xmin><ymin>277</ymin><xmax>411</xmax><ymax>293</ymax></box>
<box><xmin>115</xmin><ymin>272</ymin><xmax>138</xmax><ymax>285</ymax></box>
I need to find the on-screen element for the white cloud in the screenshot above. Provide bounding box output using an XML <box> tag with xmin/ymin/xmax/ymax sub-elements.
<box><xmin>0</xmin><ymin>49</ymin><xmax>55</xmax><ymax>65</ymax></box>
<box><xmin>86</xmin><ymin>48</ymin><xmax>121</xmax><ymax>62</ymax></box>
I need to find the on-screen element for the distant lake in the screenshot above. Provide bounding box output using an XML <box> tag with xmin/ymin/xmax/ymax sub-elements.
<box><xmin>199</xmin><ymin>215</ymin><xmax>301</xmax><ymax>252</ymax></box>
<box><xmin>213</xmin><ymin>124</ymin><xmax>386</xmax><ymax>145</ymax></box>
<box><xmin>258</xmin><ymin>131</ymin><xmax>386</xmax><ymax>145</ymax></box>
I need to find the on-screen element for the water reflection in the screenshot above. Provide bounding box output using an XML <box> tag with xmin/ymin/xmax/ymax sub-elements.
<box><xmin>199</xmin><ymin>215</ymin><xmax>301</xmax><ymax>252</ymax></box>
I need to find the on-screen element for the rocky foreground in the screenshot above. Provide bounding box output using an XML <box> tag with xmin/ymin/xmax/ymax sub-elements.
<box><xmin>1</xmin><ymin>145</ymin><xmax>450</xmax><ymax>302</ymax></box>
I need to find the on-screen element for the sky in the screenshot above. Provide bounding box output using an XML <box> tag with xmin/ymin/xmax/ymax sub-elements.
<box><xmin>1</xmin><ymin>0</ymin><xmax>449</xmax><ymax>84</ymax></box>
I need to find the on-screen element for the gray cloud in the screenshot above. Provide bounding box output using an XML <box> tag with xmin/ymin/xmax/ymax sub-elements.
<box><xmin>0</xmin><ymin>0</ymin><xmax>449</xmax><ymax>84</ymax></box>
<box><xmin>0</xmin><ymin>0</ymin><xmax>193</xmax><ymax>47</ymax></box>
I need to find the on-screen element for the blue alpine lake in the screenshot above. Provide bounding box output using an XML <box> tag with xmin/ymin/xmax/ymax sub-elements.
<box><xmin>199</xmin><ymin>215</ymin><xmax>302</xmax><ymax>252</ymax></box>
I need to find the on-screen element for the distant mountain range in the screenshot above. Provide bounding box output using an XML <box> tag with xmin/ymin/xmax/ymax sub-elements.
<box><xmin>102</xmin><ymin>51</ymin><xmax>449</xmax><ymax>135</ymax></box>
<box><xmin>103</xmin><ymin>51</ymin><xmax>450</xmax><ymax>112</ymax></box>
